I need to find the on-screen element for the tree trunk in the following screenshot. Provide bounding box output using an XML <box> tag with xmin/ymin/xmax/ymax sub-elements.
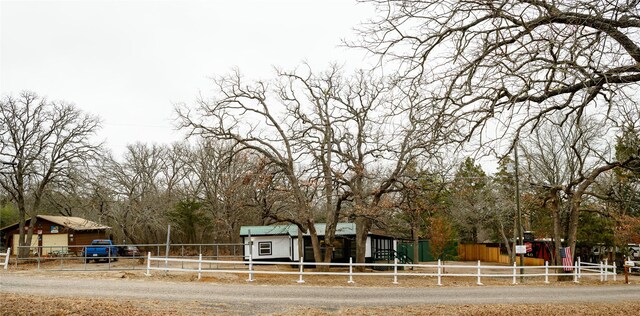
<box><xmin>550</xmin><ymin>190</ymin><xmax>565</xmax><ymax>280</ymax></box>
<box><xmin>306</xmin><ymin>220</ymin><xmax>323</xmax><ymax>267</ymax></box>
<box><xmin>322</xmin><ymin>221</ymin><xmax>336</xmax><ymax>272</ymax></box>
<box><xmin>355</xmin><ymin>217</ymin><xmax>372</xmax><ymax>271</ymax></box>
<box><xmin>566</xmin><ymin>195</ymin><xmax>581</xmax><ymax>265</ymax></box>
<box><xmin>17</xmin><ymin>214</ymin><xmax>27</xmax><ymax>258</ymax></box>
<box><xmin>498</xmin><ymin>220</ymin><xmax>512</xmax><ymax>264</ymax></box>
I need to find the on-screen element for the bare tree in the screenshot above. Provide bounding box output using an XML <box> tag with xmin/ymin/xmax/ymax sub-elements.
<box><xmin>176</xmin><ymin>69</ymin><xmax>327</xmax><ymax>264</ymax></box>
<box><xmin>356</xmin><ymin>0</ymin><xmax>640</xmax><ymax>148</ymax></box>
<box><xmin>521</xmin><ymin>115</ymin><xmax>638</xmax><ymax>266</ymax></box>
<box><xmin>329</xmin><ymin>73</ymin><xmax>442</xmax><ymax>265</ymax></box>
<box><xmin>0</xmin><ymin>92</ymin><xmax>101</xmax><ymax>257</ymax></box>
<box><xmin>183</xmin><ymin>140</ymin><xmax>262</xmax><ymax>243</ymax></box>
<box><xmin>98</xmin><ymin>143</ymin><xmax>174</xmax><ymax>244</ymax></box>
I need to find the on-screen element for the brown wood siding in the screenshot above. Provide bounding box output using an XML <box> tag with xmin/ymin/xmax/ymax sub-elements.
<box><xmin>1</xmin><ymin>218</ymin><xmax>108</xmax><ymax>253</ymax></box>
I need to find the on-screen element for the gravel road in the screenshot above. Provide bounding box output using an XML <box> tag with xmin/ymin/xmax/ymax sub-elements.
<box><xmin>2</xmin><ymin>274</ymin><xmax>639</xmax><ymax>314</ymax></box>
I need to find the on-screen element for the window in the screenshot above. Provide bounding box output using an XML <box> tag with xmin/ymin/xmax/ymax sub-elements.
<box><xmin>258</xmin><ymin>242</ymin><xmax>272</xmax><ymax>256</ymax></box>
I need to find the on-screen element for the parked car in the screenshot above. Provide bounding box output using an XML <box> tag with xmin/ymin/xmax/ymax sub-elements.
<box><xmin>83</xmin><ymin>239</ymin><xmax>118</xmax><ymax>263</ymax></box>
<box><xmin>118</xmin><ymin>245</ymin><xmax>141</xmax><ymax>257</ymax></box>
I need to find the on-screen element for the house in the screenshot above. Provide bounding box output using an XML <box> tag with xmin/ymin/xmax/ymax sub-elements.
<box><xmin>239</xmin><ymin>223</ymin><xmax>394</xmax><ymax>262</ymax></box>
<box><xmin>0</xmin><ymin>215</ymin><xmax>111</xmax><ymax>255</ymax></box>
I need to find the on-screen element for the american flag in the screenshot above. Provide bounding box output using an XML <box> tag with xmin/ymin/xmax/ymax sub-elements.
<box><xmin>560</xmin><ymin>247</ymin><xmax>573</xmax><ymax>271</ymax></box>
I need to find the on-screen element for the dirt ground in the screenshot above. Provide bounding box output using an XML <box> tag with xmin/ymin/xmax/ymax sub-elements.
<box><xmin>2</xmin><ymin>259</ymin><xmax>639</xmax><ymax>315</ymax></box>
<box><xmin>2</xmin><ymin>292</ymin><xmax>639</xmax><ymax>316</ymax></box>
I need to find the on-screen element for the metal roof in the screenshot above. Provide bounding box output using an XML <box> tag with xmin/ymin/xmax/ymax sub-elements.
<box><xmin>239</xmin><ymin>223</ymin><xmax>357</xmax><ymax>237</ymax></box>
<box><xmin>239</xmin><ymin>225</ymin><xmax>294</xmax><ymax>236</ymax></box>
<box><xmin>0</xmin><ymin>215</ymin><xmax>111</xmax><ymax>232</ymax></box>
<box><xmin>37</xmin><ymin>215</ymin><xmax>110</xmax><ymax>231</ymax></box>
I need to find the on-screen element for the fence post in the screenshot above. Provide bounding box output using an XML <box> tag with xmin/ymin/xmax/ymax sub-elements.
<box><xmin>145</xmin><ymin>252</ymin><xmax>151</xmax><ymax>276</ymax></box>
<box><xmin>297</xmin><ymin>257</ymin><xmax>305</xmax><ymax>284</ymax></box>
<box><xmin>512</xmin><ymin>262</ymin><xmax>517</xmax><ymax>284</ymax></box>
<box><xmin>198</xmin><ymin>253</ymin><xmax>202</xmax><ymax>280</ymax></box>
<box><xmin>393</xmin><ymin>257</ymin><xmax>399</xmax><ymax>284</ymax></box>
<box><xmin>437</xmin><ymin>259</ymin><xmax>442</xmax><ymax>286</ymax></box>
<box><xmin>544</xmin><ymin>261</ymin><xmax>549</xmax><ymax>284</ymax></box>
<box><xmin>599</xmin><ymin>261</ymin><xmax>604</xmax><ymax>282</ymax></box>
<box><xmin>348</xmin><ymin>257</ymin><xmax>355</xmax><ymax>284</ymax></box>
<box><xmin>573</xmin><ymin>261</ymin><xmax>578</xmax><ymax>283</ymax></box>
<box><xmin>476</xmin><ymin>260</ymin><xmax>483</xmax><ymax>285</ymax></box>
<box><xmin>247</xmin><ymin>231</ymin><xmax>254</xmax><ymax>282</ymax></box>
<box><xmin>3</xmin><ymin>247</ymin><xmax>10</xmax><ymax>270</ymax></box>
<box><xmin>604</xmin><ymin>258</ymin><xmax>608</xmax><ymax>282</ymax></box>
<box><xmin>613</xmin><ymin>261</ymin><xmax>617</xmax><ymax>282</ymax></box>
<box><xmin>577</xmin><ymin>257</ymin><xmax>581</xmax><ymax>279</ymax></box>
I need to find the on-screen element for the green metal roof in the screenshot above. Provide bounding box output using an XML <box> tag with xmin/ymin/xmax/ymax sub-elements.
<box><xmin>239</xmin><ymin>225</ymin><xmax>293</xmax><ymax>236</ymax></box>
<box><xmin>308</xmin><ymin>223</ymin><xmax>356</xmax><ymax>236</ymax></box>
<box><xmin>239</xmin><ymin>223</ymin><xmax>357</xmax><ymax>237</ymax></box>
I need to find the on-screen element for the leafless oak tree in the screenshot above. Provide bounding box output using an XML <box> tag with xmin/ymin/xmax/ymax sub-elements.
<box><xmin>521</xmin><ymin>115</ymin><xmax>638</xmax><ymax>265</ymax></box>
<box><xmin>0</xmin><ymin>92</ymin><xmax>101</xmax><ymax>257</ymax></box>
<box><xmin>356</xmin><ymin>0</ymin><xmax>640</xmax><ymax>149</ymax></box>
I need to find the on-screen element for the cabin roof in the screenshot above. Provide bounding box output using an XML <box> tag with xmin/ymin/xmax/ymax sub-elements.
<box><xmin>239</xmin><ymin>223</ymin><xmax>357</xmax><ymax>237</ymax></box>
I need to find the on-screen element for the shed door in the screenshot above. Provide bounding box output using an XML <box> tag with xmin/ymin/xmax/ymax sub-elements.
<box><xmin>12</xmin><ymin>234</ymin><xmax>39</xmax><ymax>255</ymax></box>
<box><xmin>42</xmin><ymin>234</ymin><xmax>69</xmax><ymax>255</ymax></box>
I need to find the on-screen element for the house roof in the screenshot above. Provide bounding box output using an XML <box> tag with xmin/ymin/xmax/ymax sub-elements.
<box><xmin>37</xmin><ymin>215</ymin><xmax>110</xmax><ymax>231</ymax></box>
<box><xmin>239</xmin><ymin>225</ymin><xmax>293</xmax><ymax>236</ymax></box>
<box><xmin>0</xmin><ymin>215</ymin><xmax>110</xmax><ymax>232</ymax></box>
<box><xmin>240</xmin><ymin>223</ymin><xmax>357</xmax><ymax>237</ymax></box>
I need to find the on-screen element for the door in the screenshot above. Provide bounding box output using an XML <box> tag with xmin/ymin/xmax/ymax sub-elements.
<box><xmin>42</xmin><ymin>234</ymin><xmax>68</xmax><ymax>255</ymax></box>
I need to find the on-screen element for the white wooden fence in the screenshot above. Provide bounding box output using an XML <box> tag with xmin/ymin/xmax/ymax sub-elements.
<box><xmin>0</xmin><ymin>247</ymin><xmax>10</xmax><ymax>270</ymax></box>
<box><xmin>144</xmin><ymin>252</ymin><xmax>617</xmax><ymax>285</ymax></box>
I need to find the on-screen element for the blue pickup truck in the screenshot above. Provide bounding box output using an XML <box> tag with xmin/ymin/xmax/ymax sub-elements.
<box><xmin>83</xmin><ymin>239</ymin><xmax>118</xmax><ymax>263</ymax></box>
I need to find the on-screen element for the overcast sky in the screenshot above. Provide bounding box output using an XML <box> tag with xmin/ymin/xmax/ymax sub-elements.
<box><xmin>1</xmin><ymin>0</ymin><xmax>374</xmax><ymax>156</ymax></box>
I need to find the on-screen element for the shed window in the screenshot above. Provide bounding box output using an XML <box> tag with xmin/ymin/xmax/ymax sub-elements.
<box><xmin>258</xmin><ymin>242</ymin><xmax>272</xmax><ymax>256</ymax></box>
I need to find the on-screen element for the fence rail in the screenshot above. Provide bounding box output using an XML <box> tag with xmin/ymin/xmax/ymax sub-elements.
<box><xmin>144</xmin><ymin>252</ymin><xmax>617</xmax><ymax>285</ymax></box>
<box><xmin>8</xmin><ymin>243</ymin><xmax>244</xmax><ymax>271</ymax></box>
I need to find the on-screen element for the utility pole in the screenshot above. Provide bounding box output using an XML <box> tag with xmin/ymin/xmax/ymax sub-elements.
<box><xmin>514</xmin><ymin>142</ymin><xmax>524</xmax><ymax>280</ymax></box>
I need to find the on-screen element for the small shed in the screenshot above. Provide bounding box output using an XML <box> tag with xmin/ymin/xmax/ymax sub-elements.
<box><xmin>239</xmin><ymin>223</ymin><xmax>394</xmax><ymax>262</ymax></box>
<box><xmin>0</xmin><ymin>215</ymin><xmax>110</xmax><ymax>255</ymax></box>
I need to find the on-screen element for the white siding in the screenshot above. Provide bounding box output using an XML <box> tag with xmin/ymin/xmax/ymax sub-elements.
<box><xmin>292</xmin><ymin>237</ymin><xmax>299</xmax><ymax>261</ymax></box>
<box><xmin>244</xmin><ymin>235</ymin><xmax>291</xmax><ymax>260</ymax></box>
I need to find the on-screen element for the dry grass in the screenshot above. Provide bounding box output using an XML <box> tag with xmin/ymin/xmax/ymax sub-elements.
<box><xmin>2</xmin><ymin>293</ymin><xmax>639</xmax><ymax>316</ymax></box>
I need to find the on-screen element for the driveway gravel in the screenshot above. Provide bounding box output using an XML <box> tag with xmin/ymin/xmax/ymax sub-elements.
<box><xmin>1</xmin><ymin>273</ymin><xmax>639</xmax><ymax>315</ymax></box>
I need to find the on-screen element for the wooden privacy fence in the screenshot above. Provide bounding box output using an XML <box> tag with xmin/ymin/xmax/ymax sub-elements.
<box><xmin>458</xmin><ymin>244</ymin><xmax>545</xmax><ymax>266</ymax></box>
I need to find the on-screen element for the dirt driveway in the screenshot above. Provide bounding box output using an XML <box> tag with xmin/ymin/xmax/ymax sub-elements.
<box><xmin>2</xmin><ymin>260</ymin><xmax>639</xmax><ymax>315</ymax></box>
<box><xmin>2</xmin><ymin>268</ymin><xmax>640</xmax><ymax>315</ymax></box>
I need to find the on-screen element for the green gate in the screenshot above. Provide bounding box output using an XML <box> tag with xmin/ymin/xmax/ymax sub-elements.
<box><xmin>398</xmin><ymin>240</ymin><xmax>458</xmax><ymax>262</ymax></box>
